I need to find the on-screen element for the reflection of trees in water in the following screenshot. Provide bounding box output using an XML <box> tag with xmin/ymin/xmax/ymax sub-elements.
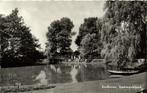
<box><xmin>70</xmin><ymin>65</ymin><xmax>80</xmax><ymax>83</ymax></box>
<box><xmin>50</xmin><ymin>65</ymin><xmax>62</xmax><ymax>73</ymax></box>
<box><xmin>34</xmin><ymin>70</ymin><xmax>48</xmax><ymax>85</ymax></box>
<box><xmin>77</xmin><ymin>63</ymin><xmax>109</xmax><ymax>82</ymax></box>
<box><xmin>34</xmin><ymin>64</ymin><xmax>109</xmax><ymax>85</ymax></box>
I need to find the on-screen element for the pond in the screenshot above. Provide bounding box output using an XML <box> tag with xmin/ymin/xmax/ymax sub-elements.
<box><xmin>0</xmin><ymin>63</ymin><xmax>110</xmax><ymax>86</ymax></box>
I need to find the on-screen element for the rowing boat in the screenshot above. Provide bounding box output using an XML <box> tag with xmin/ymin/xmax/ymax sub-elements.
<box><xmin>108</xmin><ymin>70</ymin><xmax>139</xmax><ymax>75</ymax></box>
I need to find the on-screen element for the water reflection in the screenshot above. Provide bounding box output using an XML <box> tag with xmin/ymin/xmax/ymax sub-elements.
<box><xmin>70</xmin><ymin>65</ymin><xmax>79</xmax><ymax>83</ymax></box>
<box><xmin>1</xmin><ymin>63</ymin><xmax>109</xmax><ymax>86</ymax></box>
<box><xmin>34</xmin><ymin>70</ymin><xmax>48</xmax><ymax>85</ymax></box>
<box><xmin>78</xmin><ymin>63</ymin><xmax>108</xmax><ymax>81</ymax></box>
<box><xmin>50</xmin><ymin>65</ymin><xmax>62</xmax><ymax>74</ymax></box>
<box><xmin>34</xmin><ymin>63</ymin><xmax>109</xmax><ymax>85</ymax></box>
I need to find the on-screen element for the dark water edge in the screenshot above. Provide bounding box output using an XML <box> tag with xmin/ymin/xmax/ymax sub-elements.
<box><xmin>0</xmin><ymin>63</ymin><xmax>109</xmax><ymax>86</ymax></box>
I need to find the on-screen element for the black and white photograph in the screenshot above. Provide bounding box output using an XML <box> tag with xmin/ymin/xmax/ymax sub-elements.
<box><xmin>0</xmin><ymin>0</ymin><xmax>147</xmax><ymax>93</ymax></box>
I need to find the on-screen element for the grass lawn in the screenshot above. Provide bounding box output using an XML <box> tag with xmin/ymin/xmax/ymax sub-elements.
<box><xmin>19</xmin><ymin>71</ymin><xmax>146</xmax><ymax>93</ymax></box>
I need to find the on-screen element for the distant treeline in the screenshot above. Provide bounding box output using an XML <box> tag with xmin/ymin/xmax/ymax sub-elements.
<box><xmin>0</xmin><ymin>1</ymin><xmax>146</xmax><ymax>68</ymax></box>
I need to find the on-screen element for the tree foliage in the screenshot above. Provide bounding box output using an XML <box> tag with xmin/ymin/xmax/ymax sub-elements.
<box><xmin>101</xmin><ymin>1</ymin><xmax>147</xmax><ymax>68</ymax></box>
<box><xmin>0</xmin><ymin>8</ymin><xmax>44</xmax><ymax>67</ymax></box>
<box><xmin>75</xmin><ymin>17</ymin><xmax>99</xmax><ymax>46</ymax></box>
<box><xmin>80</xmin><ymin>33</ymin><xmax>102</xmax><ymax>61</ymax></box>
<box><xmin>75</xmin><ymin>17</ymin><xmax>103</xmax><ymax>61</ymax></box>
<box><xmin>46</xmin><ymin>17</ymin><xmax>74</xmax><ymax>63</ymax></box>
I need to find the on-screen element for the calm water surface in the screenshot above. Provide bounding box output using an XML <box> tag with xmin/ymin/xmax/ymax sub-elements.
<box><xmin>0</xmin><ymin>63</ymin><xmax>109</xmax><ymax>86</ymax></box>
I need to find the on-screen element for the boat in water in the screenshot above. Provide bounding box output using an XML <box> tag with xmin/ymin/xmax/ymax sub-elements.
<box><xmin>107</xmin><ymin>70</ymin><xmax>139</xmax><ymax>75</ymax></box>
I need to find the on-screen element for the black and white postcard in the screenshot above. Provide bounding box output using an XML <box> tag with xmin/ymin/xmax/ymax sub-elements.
<box><xmin>0</xmin><ymin>0</ymin><xmax>146</xmax><ymax>93</ymax></box>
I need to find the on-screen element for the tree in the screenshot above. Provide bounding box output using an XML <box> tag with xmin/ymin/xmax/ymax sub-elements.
<box><xmin>0</xmin><ymin>15</ymin><xmax>6</xmax><ymax>66</ymax></box>
<box><xmin>75</xmin><ymin>17</ymin><xmax>98</xmax><ymax>46</ymax></box>
<box><xmin>80</xmin><ymin>33</ymin><xmax>102</xmax><ymax>61</ymax></box>
<box><xmin>46</xmin><ymin>17</ymin><xmax>74</xmax><ymax>63</ymax></box>
<box><xmin>75</xmin><ymin>17</ymin><xmax>103</xmax><ymax>62</ymax></box>
<box><xmin>0</xmin><ymin>8</ymin><xmax>44</xmax><ymax>67</ymax></box>
<box><xmin>101</xmin><ymin>1</ymin><xmax>147</xmax><ymax>69</ymax></box>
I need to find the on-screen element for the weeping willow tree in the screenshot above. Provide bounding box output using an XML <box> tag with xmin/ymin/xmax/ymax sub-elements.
<box><xmin>101</xmin><ymin>1</ymin><xmax>147</xmax><ymax>69</ymax></box>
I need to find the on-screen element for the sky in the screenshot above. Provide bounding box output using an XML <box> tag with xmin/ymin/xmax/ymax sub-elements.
<box><xmin>0</xmin><ymin>1</ymin><xmax>105</xmax><ymax>51</ymax></box>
